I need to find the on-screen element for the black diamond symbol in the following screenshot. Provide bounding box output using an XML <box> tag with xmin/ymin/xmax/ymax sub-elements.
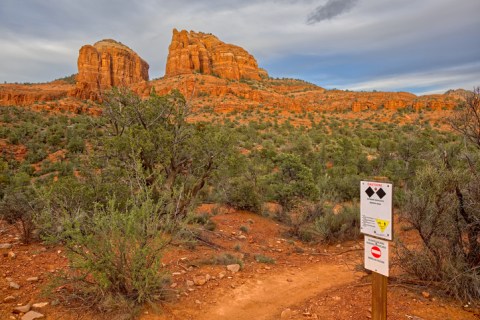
<box><xmin>376</xmin><ymin>188</ymin><xmax>386</xmax><ymax>199</ymax></box>
<box><xmin>365</xmin><ymin>187</ymin><xmax>375</xmax><ymax>198</ymax></box>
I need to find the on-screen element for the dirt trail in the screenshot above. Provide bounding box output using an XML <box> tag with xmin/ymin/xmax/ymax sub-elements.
<box><xmin>150</xmin><ymin>263</ymin><xmax>358</xmax><ymax>320</ymax></box>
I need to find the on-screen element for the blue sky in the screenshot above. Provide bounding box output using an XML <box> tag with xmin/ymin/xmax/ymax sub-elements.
<box><xmin>0</xmin><ymin>0</ymin><xmax>479</xmax><ymax>95</ymax></box>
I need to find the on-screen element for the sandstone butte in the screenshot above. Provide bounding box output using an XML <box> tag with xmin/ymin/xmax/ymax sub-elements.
<box><xmin>165</xmin><ymin>29</ymin><xmax>268</xmax><ymax>81</ymax></box>
<box><xmin>69</xmin><ymin>39</ymin><xmax>150</xmax><ymax>100</ymax></box>
<box><xmin>0</xmin><ymin>31</ymin><xmax>463</xmax><ymax>114</ymax></box>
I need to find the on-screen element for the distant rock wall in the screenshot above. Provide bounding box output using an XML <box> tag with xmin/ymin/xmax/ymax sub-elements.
<box><xmin>165</xmin><ymin>29</ymin><xmax>267</xmax><ymax>81</ymax></box>
<box><xmin>70</xmin><ymin>39</ymin><xmax>149</xmax><ymax>100</ymax></box>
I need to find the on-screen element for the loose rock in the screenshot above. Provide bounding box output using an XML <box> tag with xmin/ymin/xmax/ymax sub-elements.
<box><xmin>0</xmin><ymin>243</ymin><xmax>13</xmax><ymax>249</ymax></box>
<box><xmin>280</xmin><ymin>308</ymin><xmax>293</xmax><ymax>319</ymax></box>
<box><xmin>21</xmin><ymin>311</ymin><xmax>45</xmax><ymax>320</ymax></box>
<box><xmin>8</xmin><ymin>251</ymin><xmax>16</xmax><ymax>259</ymax></box>
<box><xmin>27</xmin><ymin>277</ymin><xmax>39</xmax><ymax>282</ymax></box>
<box><xmin>3</xmin><ymin>295</ymin><xmax>16</xmax><ymax>303</ymax></box>
<box><xmin>193</xmin><ymin>275</ymin><xmax>207</xmax><ymax>286</ymax></box>
<box><xmin>32</xmin><ymin>302</ymin><xmax>48</xmax><ymax>308</ymax></box>
<box><xmin>9</xmin><ymin>282</ymin><xmax>20</xmax><ymax>290</ymax></box>
<box><xmin>13</xmin><ymin>303</ymin><xmax>31</xmax><ymax>313</ymax></box>
<box><xmin>226</xmin><ymin>264</ymin><xmax>241</xmax><ymax>273</ymax></box>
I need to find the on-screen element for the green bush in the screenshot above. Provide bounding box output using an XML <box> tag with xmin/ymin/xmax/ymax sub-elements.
<box><xmin>55</xmin><ymin>195</ymin><xmax>171</xmax><ymax>305</ymax></box>
<box><xmin>314</xmin><ymin>204</ymin><xmax>361</xmax><ymax>243</ymax></box>
<box><xmin>398</xmin><ymin>161</ymin><xmax>480</xmax><ymax>302</ymax></box>
<box><xmin>254</xmin><ymin>254</ymin><xmax>275</xmax><ymax>264</ymax></box>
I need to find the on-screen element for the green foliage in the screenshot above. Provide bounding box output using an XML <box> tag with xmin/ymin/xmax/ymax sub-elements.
<box><xmin>0</xmin><ymin>174</ymin><xmax>40</xmax><ymax>243</ymax></box>
<box><xmin>254</xmin><ymin>254</ymin><xmax>275</xmax><ymax>264</ymax></box>
<box><xmin>194</xmin><ymin>253</ymin><xmax>243</xmax><ymax>267</ymax></box>
<box><xmin>60</xmin><ymin>194</ymin><xmax>171</xmax><ymax>304</ymax></box>
<box><xmin>314</xmin><ymin>204</ymin><xmax>361</xmax><ymax>243</ymax></box>
<box><xmin>270</xmin><ymin>153</ymin><xmax>319</xmax><ymax>209</ymax></box>
<box><xmin>101</xmin><ymin>88</ymin><xmax>233</xmax><ymax>220</ymax></box>
<box><xmin>398</xmin><ymin>153</ymin><xmax>480</xmax><ymax>302</ymax></box>
<box><xmin>66</xmin><ymin>135</ymin><xmax>85</xmax><ymax>153</ymax></box>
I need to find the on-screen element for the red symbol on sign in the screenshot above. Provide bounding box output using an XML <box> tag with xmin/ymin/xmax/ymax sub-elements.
<box><xmin>371</xmin><ymin>246</ymin><xmax>381</xmax><ymax>258</ymax></box>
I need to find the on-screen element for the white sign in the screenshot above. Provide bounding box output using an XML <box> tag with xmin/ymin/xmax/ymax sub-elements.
<box><xmin>364</xmin><ymin>235</ymin><xmax>389</xmax><ymax>277</ymax></box>
<box><xmin>360</xmin><ymin>181</ymin><xmax>393</xmax><ymax>241</ymax></box>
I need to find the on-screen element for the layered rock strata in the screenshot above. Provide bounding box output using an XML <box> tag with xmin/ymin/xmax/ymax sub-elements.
<box><xmin>165</xmin><ymin>29</ymin><xmax>267</xmax><ymax>81</ymax></box>
<box><xmin>70</xmin><ymin>39</ymin><xmax>149</xmax><ymax>100</ymax></box>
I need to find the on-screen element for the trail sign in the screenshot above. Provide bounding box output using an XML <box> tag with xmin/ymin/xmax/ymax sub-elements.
<box><xmin>360</xmin><ymin>181</ymin><xmax>393</xmax><ymax>241</ymax></box>
<box><xmin>364</xmin><ymin>235</ymin><xmax>389</xmax><ymax>277</ymax></box>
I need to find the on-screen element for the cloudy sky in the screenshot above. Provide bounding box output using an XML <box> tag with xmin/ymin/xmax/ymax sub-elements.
<box><xmin>1</xmin><ymin>0</ymin><xmax>479</xmax><ymax>95</ymax></box>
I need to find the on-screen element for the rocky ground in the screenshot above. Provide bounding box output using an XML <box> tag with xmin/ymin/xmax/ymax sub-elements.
<box><xmin>1</xmin><ymin>206</ymin><xmax>478</xmax><ymax>320</ymax></box>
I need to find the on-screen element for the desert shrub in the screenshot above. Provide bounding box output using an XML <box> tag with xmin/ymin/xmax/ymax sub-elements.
<box><xmin>270</xmin><ymin>153</ymin><xmax>319</xmax><ymax>210</ymax></box>
<box><xmin>66</xmin><ymin>135</ymin><xmax>85</xmax><ymax>153</ymax></box>
<box><xmin>397</xmin><ymin>160</ymin><xmax>480</xmax><ymax>302</ymax></box>
<box><xmin>254</xmin><ymin>254</ymin><xmax>275</xmax><ymax>264</ymax></box>
<box><xmin>44</xmin><ymin>189</ymin><xmax>172</xmax><ymax>310</ymax></box>
<box><xmin>0</xmin><ymin>174</ymin><xmax>40</xmax><ymax>243</ymax></box>
<box><xmin>188</xmin><ymin>213</ymin><xmax>216</xmax><ymax>231</ymax></box>
<box><xmin>223</xmin><ymin>177</ymin><xmax>263</xmax><ymax>213</ymax></box>
<box><xmin>194</xmin><ymin>253</ymin><xmax>243</xmax><ymax>267</ymax></box>
<box><xmin>314</xmin><ymin>204</ymin><xmax>361</xmax><ymax>243</ymax></box>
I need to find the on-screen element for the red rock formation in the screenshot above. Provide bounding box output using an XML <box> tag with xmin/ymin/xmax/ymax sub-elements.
<box><xmin>165</xmin><ymin>29</ymin><xmax>267</xmax><ymax>81</ymax></box>
<box><xmin>0</xmin><ymin>83</ymin><xmax>72</xmax><ymax>106</ymax></box>
<box><xmin>70</xmin><ymin>39</ymin><xmax>149</xmax><ymax>100</ymax></box>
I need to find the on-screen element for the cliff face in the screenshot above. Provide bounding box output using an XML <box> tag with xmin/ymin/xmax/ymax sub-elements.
<box><xmin>70</xmin><ymin>39</ymin><xmax>149</xmax><ymax>100</ymax></box>
<box><xmin>165</xmin><ymin>29</ymin><xmax>267</xmax><ymax>81</ymax></box>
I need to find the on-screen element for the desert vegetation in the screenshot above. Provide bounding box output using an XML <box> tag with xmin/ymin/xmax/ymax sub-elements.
<box><xmin>0</xmin><ymin>87</ymin><xmax>479</xmax><ymax>317</ymax></box>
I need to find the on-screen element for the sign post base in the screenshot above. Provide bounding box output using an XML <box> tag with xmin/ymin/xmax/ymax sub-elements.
<box><xmin>372</xmin><ymin>271</ymin><xmax>387</xmax><ymax>320</ymax></box>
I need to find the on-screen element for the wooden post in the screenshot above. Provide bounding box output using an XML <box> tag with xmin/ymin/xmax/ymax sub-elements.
<box><xmin>372</xmin><ymin>272</ymin><xmax>387</xmax><ymax>320</ymax></box>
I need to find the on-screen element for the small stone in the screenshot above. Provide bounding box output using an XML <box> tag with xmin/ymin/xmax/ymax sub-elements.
<box><xmin>280</xmin><ymin>308</ymin><xmax>293</xmax><ymax>319</ymax></box>
<box><xmin>186</xmin><ymin>280</ymin><xmax>194</xmax><ymax>287</ymax></box>
<box><xmin>7</xmin><ymin>251</ymin><xmax>16</xmax><ymax>259</ymax></box>
<box><xmin>172</xmin><ymin>272</ymin><xmax>182</xmax><ymax>276</ymax></box>
<box><xmin>218</xmin><ymin>272</ymin><xmax>226</xmax><ymax>279</ymax></box>
<box><xmin>195</xmin><ymin>300</ymin><xmax>201</xmax><ymax>304</ymax></box>
<box><xmin>21</xmin><ymin>311</ymin><xmax>45</xmax><ymax>320</ymax></box>
<box><xmin>421</xmin><ymin>291</ymin><xmax>430</xmax><ymax>299</ymax></box>
<box><xmin>27</xmin><ymin>277</ymin><xmax>39</xmax><ymax>282</ymax></box>
<box><xmin>226</xmin><ymin>264</ymin><xmax>241</xmax><ymax>273</ymax></box>
<box><xmin>13</xmin><ymin>303</ymin><xmax>31</xmax><ymax>313</ymax></box>
<box><xmin>0</xmin><ymin>243</ymin><xmax>13</xmax><ymax>249</ymax></box>
<box><xmin>170</xmin><ymin>282</ymin><xmax>178</xmax><ymax>288</ymax></box>
<box><xmin>238</xmin><ymin>235</ymin><xmax>247</xmax><ymax>240</ymax></box>
<box><xmin>286</xmin><ymin>278</ymin><xmax>293</xmax><ymax>282</ymax></box>
<box><xmin>50</xmin><ymin>299</ymin><xmax>60</xmax><ymax>306</ymax></box>
<box><xmin>5</xmin><ymin>277</ymin><xmax>13</xmax><ymax>282</ymax></box>
<box><xmin>205</xmin><ymin>274</ymin><xmax>211</xmax><ymax>281</ymax></box>
<box><xmin>9</xmin><ymin>282</ymin><xmax>20</xmax><ymax>290</ymax></box>
<box><xmin>32</xmin><ymin>302</ymin><xmax>48</xmax><ymax>308</ymax></box>
<box><xmin>3</xmin><ymin>295</ymin><xmax>15</xmax><ymax>303</ymax></box>
<box><xmin>332</xmin><ymin>296</ymin><xmax>341</xmax><ymax>301</ymax></box>
<box><xmin>193</xmin><ymin>275</ymin><xmax>207</xmax><ymax>286</ymax></box>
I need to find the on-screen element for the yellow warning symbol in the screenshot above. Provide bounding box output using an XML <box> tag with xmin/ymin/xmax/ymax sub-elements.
<box><xmin>376</xmin><ymin>219</ymin><xmax>390</xmax><ymax>233</ymax></box>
